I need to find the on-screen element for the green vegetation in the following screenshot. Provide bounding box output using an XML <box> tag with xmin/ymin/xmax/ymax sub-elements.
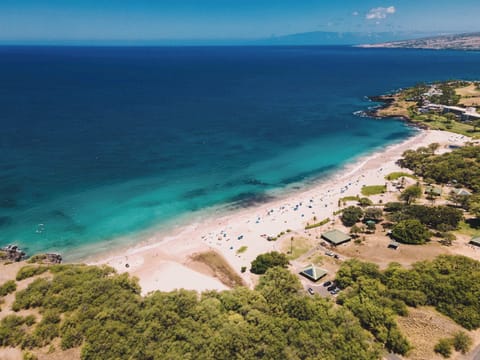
<box><xmin>336</xmin><ymin>256</ymin><xmax>480</xmax><ymax>331</ymax></box>
<box><xmin>458</xmin><ymin>220</ymin><xmax>480</xmax><ymax>237</ymax></box>
<box><xmin>340</xmin><ymin>195</ymin><xmax>359</xmax><ymax>203</ymax></box>
<box><xmin>363</xmin><ymin>207</ymin><xmax>383</xmax><ymax>222</ymax></box>
<box><xmin>358</xmin><ymin>197</ymin><xmax>373</xmax><ymax>207</ymax></box>
<box><xmin>387</xmin><ymin>205</ymin><xmax>463</xmax><ymax>231</ymax></box>
<box><xmin>236</xmin><ymin>246</ymin><xmax>247</xmax><ymax>254</ymax></box>
<box><xmin>361</xmin><ymin>185</ymin><xmax>386</xmax><ymax>196</ymax></box>
<box><xmin>410</xmin><ymin>114</ymin><xmax>477</xmax><ymax>137</ymax></box>
<box><xmin>0</xmin><ymin>280</ymin><xmax>17</xmax><ymax>296</ymax></box>
<box><xmin>432</xmin><ymin>331</ymin><xmax>472</xmax><ymax>358</ymax></box>
<box><xmin>399</xmin><ymin>184</ymin><xmax>422</xmax><ymax>205</ymax></box>
<box><xmin>305</xmin><ymin>217</ymin><xmax>330</xmax><ymax>230</ymax></box>
<box><xmin>0</xmin><ymin>314</ymin><xmax>36</xmax><ymax>347</ymax></box>
<box><xmin>385</xmin><ymin>172</ymin><xmax>416</xmax><ymax>181</ymax></box>
<box><xmin>399</xmin><ymin>145</ymin><xmax>480</xmax><ymax>193</ymax></box>
<box><xmin>250</xmin><ymin>251</ymin><xmax>289</xmax><ymax>274</ymax></box>
<box><xmin>190</xmin><ymin>251</ymin><xmax>244</xmax><ymax>288</ymax></box>
<box><xmin>431</xmin><ymin>83</ymin><xmax>461</xmax><ymax>106</ymax></box>
<box><xmin>3</xmin><ymin>264</ymin><xmax>382</xmax><ymax>359</ymax></box>
<box><xmin>452</xmin><ymin>331</ymin><xmax>472</xmax><ymax>354</ymax></box>
<box><xmin>23</xmin><ymin>351</ymin><xmax>38</xmax><ymax>360</ymax></box>
<box><xmin>27</xmin><ymin>254</ymin><xmax>49</xmax><ymax>264</ymax></box>
<box><xmin>434</xmin><ymin>338</ymin><xmax>453</xmax><ymax>358</ymax></box>
<box><xmin>16</xmin><ymin>266</ymin><xmax>49</xmax><ymax>281</ymax></box>
<box><xmin>391</xmin><ymin>219</ymin><xmax>431</xmax><ymax>244</ymax></box>
<box><xmin>335</xmin><ymin>261</ymin><xmax>411</xmax><ymax>355</ymax></box>
<box><xmin>286</xmin><ymin>237</ymin><xmax>312</xmax><ymax>260</ymax></box>
<box><xmin>341</xmin><ymin>206</ymin><xmax>363</xmax><ymax>227</ymax></box>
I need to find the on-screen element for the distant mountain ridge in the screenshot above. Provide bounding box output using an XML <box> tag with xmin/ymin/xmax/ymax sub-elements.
<box><xmin>358</xmin><ymin>32</ymin><xmax>480</xmax><ymax>50</ymax></box>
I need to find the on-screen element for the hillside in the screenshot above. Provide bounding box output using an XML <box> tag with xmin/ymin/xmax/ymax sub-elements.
<box><xmin>359</xmin><ymin>32</ymin><xmax>480</xmax><ymax>50</ymax></box>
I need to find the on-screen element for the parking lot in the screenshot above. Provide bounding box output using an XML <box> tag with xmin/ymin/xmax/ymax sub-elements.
<box><xmin>304</xmin><ymin>280</ymin><xmax>341</xmax><ymax>298</ymax></box>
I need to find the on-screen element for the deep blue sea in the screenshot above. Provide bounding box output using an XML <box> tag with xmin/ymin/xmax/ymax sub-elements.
<box><xmin>1</xmin><ymin>46</ymin><xmax>479</xmax><ymax>258</ymax></box>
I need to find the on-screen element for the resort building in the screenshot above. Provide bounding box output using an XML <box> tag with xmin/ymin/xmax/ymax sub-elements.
<box><xmin>299</xmin><ymin>264</ymin><xmax>328</xmax><ymax>282</ymax></box>
<box><xmin>321</xmin><ymin>229</ymin><xmax>351</xmax><ymax>246</ymax></box>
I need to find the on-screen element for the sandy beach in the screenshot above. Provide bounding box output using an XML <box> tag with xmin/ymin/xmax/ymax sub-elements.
<box><xmin>87</xmin><ymin>129</ymin><xmax>472</xmax><ymax>295</ymax></box>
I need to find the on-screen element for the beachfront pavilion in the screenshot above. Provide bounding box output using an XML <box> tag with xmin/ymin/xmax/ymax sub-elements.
<box><xmin>470</xmin><ymin>237</ymin><xmax>480</xmax><ymax>247</ymax></box>
<box><xmin>299</xmin><ymin>264</ymin><xmax>328</xmax><ymax>282</ymax></box>
<box><xmin>321</xmin><ymin>229</ymin><xmax>351</xmax><ymax>246</ymax></box>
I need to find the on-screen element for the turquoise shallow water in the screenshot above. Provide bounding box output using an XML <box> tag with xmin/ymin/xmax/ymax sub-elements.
<box><xmin>1</xmin><ymin>46</ymin><xmax>479</xmax><ymax>257</ymax></box>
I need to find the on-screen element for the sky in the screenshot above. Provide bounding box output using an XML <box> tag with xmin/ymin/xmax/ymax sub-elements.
<box><xmin>0</xmin><ymin>0</ymin><xmax>479</xmax><ymax>43</ymax></box>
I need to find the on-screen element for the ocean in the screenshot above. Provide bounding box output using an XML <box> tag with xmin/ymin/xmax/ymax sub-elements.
<box><xmin>1</xmin><ymin>46</ymin><xmax>479</xmax><ymax>258</ymax></box>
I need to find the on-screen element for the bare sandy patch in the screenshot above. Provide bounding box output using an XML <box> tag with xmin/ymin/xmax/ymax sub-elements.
<box><xmin>397</xmin><ymin>306</ymin><xmax>474</xmax><ymax>360</ymax></box>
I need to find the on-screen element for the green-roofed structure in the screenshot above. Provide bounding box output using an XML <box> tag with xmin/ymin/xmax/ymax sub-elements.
<box><xmin>299</xmin><ymin>264</ymin><xmax>328</xmax><ymax>282</ymax></box>
<box><xmin>452</xmin><ymin>188</ymin><xmax>472</xmax><ymax>197</ymax></box>
<box><xmin>321</xmin><ymin>229</ymin><xmax>351</xmax><ymax>246</ymax></box>
<box><xmin>425</xmin><ymin>186</ymin><xmax>442</xmax><ymax>196</ymax></box>
<box><xmin>470</xmin><ymin>237</ymin><xmax>480</xmax><ymax>247</ymax></box>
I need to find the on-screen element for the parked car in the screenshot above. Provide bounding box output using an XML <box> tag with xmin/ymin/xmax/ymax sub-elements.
<box><xmin>323</xmin><ymin>281</ymin><xmax>332</xmax><ymax>287</ymax></box>
<box><xmin>327</xmin><ymin>285</ymin><xmax>336</xmax><ymax>291</ymax></box>
<box><xmin>325</xmin><ymin>251</ymin><xmax>334</xmax><ymax>257</ymax></box>
<box><xmin>307</xmin><ymin>288</ymin><xmax>314</xmax><ymax>295</ymax></box>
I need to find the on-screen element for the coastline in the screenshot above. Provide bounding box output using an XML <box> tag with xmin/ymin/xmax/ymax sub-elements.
<box><xmin>85</xmin><ymin>129</ymin><xmax>471</xmax><ymax>295</ymax></box>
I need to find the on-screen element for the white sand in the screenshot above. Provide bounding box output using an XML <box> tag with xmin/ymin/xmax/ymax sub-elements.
<box><xmin>87</xmin><ymin>130</ymin><xmax>473</xmax><ymax>294</ymax></box>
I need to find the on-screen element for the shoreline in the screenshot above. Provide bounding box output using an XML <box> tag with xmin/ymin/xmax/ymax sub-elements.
<box><xmin>85</xmin><ymin>129</ymin><xmax>471</xmax><ymax>295</ymax></box>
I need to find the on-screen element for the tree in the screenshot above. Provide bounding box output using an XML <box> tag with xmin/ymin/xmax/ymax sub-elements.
<box><xmin>427</xmin><ymin>142</ymin><xmax>440</xmax><ymax>153</ymax></box>
<box><xmin>350</xmin><ymin>225</ymin><xmax>362</xmax><ymax>238</ymax></box>
<box><xmin>391</xmin><ymin>219</ymin><xmax>430</xmax><ymax>244</ymax></box>
<box><xmin>250</xmin><ymin>252</ymin><xmax>289</xmax><ymax>275</ymax></box>
<box><xmin>399</xmin><ymin>185</ymin><xmax>422</xmax><ymax>205</ymax></box>
<box><xmin>341</xmin><ymin>206</ymin><xmax>364</xmax><ymax>227</ymax></box>
<box><xmin>358</xmin><ymin>197</ymin><xmax>373</xmax><ymax>207</ymax></box>
<box><xmin>363</xmin><ymin>207</ymin><xmax>383</xmax><ymax>222</ymax></box>
<box><xmin>473</xmin><ymin>119</ymin><xmax>480</xmax><ymax>132</ymax></box>
<box><xmin>470</xmin><ymin>200</ymin><xmax>480</xmax><ymax>218</ymax></box>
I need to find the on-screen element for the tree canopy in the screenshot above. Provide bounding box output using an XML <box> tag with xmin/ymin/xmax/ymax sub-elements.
<box><xmin>391</xmin><ymin>219</ymin><xmax>431</xmax><ymax>244</ymax></box>
<box><xmin>341</xmin><ymin>206</ymin><xmax>364</xmax><ymax>227</ymax></box>
<box><xmin>399</xmin><ymin>185</ymin><xmax>422</xmax><ymax>205</ymax></box>
<box><xmin>250</xmin><ymin>251</ymin><xmax>289</xmax><ymax>275</ymax></box>
<box><xmin>1</xmin><ymin>264</ymin><xmax>382</xmax><ymax>360</ymax></box>
<box><xmin>398</xmin><ymin>145</ymin><xmax>480</xmax><ymax>193</ymax></box>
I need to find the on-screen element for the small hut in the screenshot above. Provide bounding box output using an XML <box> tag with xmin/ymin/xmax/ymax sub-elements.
<box><xmin>299</xmin><ymin>264</ymin><xmax>328</xmax><ymax>282</ymax></box>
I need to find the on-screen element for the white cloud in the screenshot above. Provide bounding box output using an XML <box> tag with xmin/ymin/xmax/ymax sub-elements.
<box><xmin>352</xmin><ymin>11</ymin><xmax>359</xmax><ymax>16</ymax></box>
<box><xmin>366</xmin><ymin>6</ymin><xmax>396</xmax><ymax>20</ymax></box>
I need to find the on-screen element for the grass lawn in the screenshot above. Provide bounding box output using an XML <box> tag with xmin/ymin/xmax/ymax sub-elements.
<box><xmin>385</xmin><ymin>172</ymin><xmax>417</xmax><ymax>181</ymax></box>
<box><xmin>236</xmin><ymin>246</ymin><xmax>248</xmax><ymax>254</ymax></box>
<box><xmin>340</xmin><ymin>196</ymin><xmax>359</xmax><ymax>202</ymax></box>
<box><xmin>305</xmin><ymin>217</ymin><xmax>330</xmax><ymax>230</ymax></box>
<box><xmin>411</xmin><ymin>114</ymin><xmax>480</xmax><ymax>138</ymax></box>
<box><xmin>457</xmin><ymin>220</ymin><xmax>480</xmax><ymax>238</ymax></box>
<box><xmin>306</xmin><ymin>254</ymin><xmax>324</xmax><ymax>266</ymax></box>
<box><xmin>361</xmin><ymin>185</ymin><xmax>386</xmax><ymax>196</ymax></box>
<box><xmin>283</xmin><ymin>237</ymin><xmax>312</xmax><ymax>261</ymax></box>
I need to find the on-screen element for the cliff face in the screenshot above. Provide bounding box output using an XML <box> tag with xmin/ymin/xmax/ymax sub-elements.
<box><xmin>358</xmin><ymin>32</ymin><xmax>480</xmax><ymax>51</ymax></box>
